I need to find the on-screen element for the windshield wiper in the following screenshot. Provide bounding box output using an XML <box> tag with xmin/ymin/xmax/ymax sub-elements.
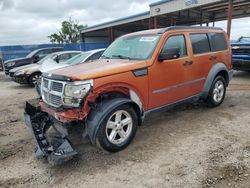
<box><xmin>112</xmin><ymin>55</ymin><xmax>131</xmax><ymax>60</ymax></box>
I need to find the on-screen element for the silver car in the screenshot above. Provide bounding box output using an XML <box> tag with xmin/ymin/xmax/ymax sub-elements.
<box><xmin>40</xmin><ymin>48</ymin><xmax>106</xmax><ymax>73</ymax></box>
<box><xmin>10</xmin><ymin>51</ymin><xmax>81</xmax><ymax>85</ymax></box>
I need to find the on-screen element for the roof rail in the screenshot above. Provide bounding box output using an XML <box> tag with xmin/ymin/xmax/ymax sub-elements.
<box><xmin>158</xmin><ymin>26</ymin><xmax>223</xmax><ymax>34</ymax></box>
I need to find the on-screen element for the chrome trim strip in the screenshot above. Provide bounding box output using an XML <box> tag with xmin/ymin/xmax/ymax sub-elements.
<box><xmin>152</xmin><ymin>77</ymin><xmax>206</xmax><ymax>94</ymax></box>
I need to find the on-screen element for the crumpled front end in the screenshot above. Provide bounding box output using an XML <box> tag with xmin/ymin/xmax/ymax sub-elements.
<box><xmin>24</xmin><ymin>99</ymin><xmax>77</xmax><ymax>165</ymax></box>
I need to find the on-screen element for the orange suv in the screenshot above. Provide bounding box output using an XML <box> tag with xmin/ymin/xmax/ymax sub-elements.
<box><xmin>24</xmin><ymin>26</ymin><xmax>233</xmax><ymax>165</ymax></box>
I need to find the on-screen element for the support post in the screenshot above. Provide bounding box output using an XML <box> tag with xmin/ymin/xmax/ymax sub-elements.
<box><xmin>154</xmin><ymin>16</ymin><xmax>157</xmax><ymax>29</ymax></box>
<box><xmin>149</xmin><ymin>17</ymin><xmax>153</xmax><ymax>29</ymax></box>
<box><xmin>200</xmin><ymin>11</ymin><xmax>203</xmax><ymax>26</ymax></box>
<box><xmin>108</xmin><ymin>27</ymin><xmax>114</xmax><ymax>43</ymax></box>
<box><xmin>81</xmin><ymin>34</ymin><xmax>85</xmax><ymax>43</ymax></box>
<box><xmin>227</xmin><ymin>0</ymin><xmax>233</xmax><ymax>38</ymax></box>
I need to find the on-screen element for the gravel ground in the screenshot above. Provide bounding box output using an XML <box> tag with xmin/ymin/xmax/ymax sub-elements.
<box><xmin>0</xmin><ymin>71</ymin><xmax>249</xmax><ymax>188</ymax></box>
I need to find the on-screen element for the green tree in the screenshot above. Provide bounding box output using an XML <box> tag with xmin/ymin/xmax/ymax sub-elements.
<box><xmin>48</xmin><ymin>18</ymin><xmax>87</xmax><ymax>44</ymax></box>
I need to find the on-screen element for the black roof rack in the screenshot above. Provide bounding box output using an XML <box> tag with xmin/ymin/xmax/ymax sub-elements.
<box><xmin>158</xmin><ymin>26</ymin><xmax>223</xmax><ymax>34</ymax></box>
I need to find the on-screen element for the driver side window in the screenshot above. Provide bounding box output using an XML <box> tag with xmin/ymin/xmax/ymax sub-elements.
<box><xmin>162</xmin><ymin>35</ymin><xmax>187</xmax><ymax>57</ymax></box>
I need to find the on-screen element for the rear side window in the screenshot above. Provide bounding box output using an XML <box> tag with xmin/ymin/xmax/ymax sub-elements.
<box><xmin>209</xmin><ymin>33</ymin><xmax>227</xmax><ymax>51</ymax></box>
<box><xmin>162</xmin><ymin>35</ymin><xmax>187</xmax><ymax>57</ymax></box>
<box><xmin>190</xmin><ymin>34</ymin><xmax>210</xmax><ymax>54</ymax></box>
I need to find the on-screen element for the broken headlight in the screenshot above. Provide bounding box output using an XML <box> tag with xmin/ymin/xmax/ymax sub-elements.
<box><xmin>64</xmin><ymin>80</ymin><xmax>92</xmax><ymax>98</ymax></box>
<box><xmin>63</xmin><ymin>80</ymin><xmax>92</xmax><ymax>107</ymax></box>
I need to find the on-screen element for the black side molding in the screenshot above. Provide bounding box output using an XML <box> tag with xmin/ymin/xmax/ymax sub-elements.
<box><xmin>132</xmin><ymin>68</ymin><xmax>148</xmax><ymax>77</ymax></box>
<box><xmin>42</xmin><ymin>73</ymin><xmax>72</xmax><ymax>82</ymax></box>
<box><xmin>158</xmin><ymin>26</ymin><xmax>223</xmax><ymax>34</ymax></box>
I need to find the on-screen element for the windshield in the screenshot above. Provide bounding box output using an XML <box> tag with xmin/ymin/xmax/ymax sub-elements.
<box><xmin>239</xmin><ymin>37</ymin><xmax>250</xmax><ymax>43</ymax></box>
<box><xmin>102</xmin><ymin>34</ymin><xmax>160</xmax><ymax>60</ymax></box>
<box><xmin>37</xmin><ymin>54</ymin><xmax>57</xmax><ymax>64</ymax></box>
<box><xmin>64</xmin><ymin>52</ymin><xmax>91</xmax><ymax>65</ymax></box>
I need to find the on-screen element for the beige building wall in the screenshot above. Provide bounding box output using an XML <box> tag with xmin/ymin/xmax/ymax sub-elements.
<box><xmin>150</xmin><ymin>0</ymin><xmax>224</xmax><ymax>16</ymax></box>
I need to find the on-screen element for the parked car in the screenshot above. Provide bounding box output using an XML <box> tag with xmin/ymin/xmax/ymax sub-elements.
<box><xmin>231</xmin><ymin>37</ymin><xmax>250</xmax><ymax>71</ymax></box>
<box><xmin>24</xmin><ymin>26</ymin><xmax>233</xmax><ymax>165</ymax></box>
<box><xmin>4</xmin><ymin>47</ymin><xmax>64</xmax><ymax>75</ymax></box>
<box><xmin>0</xmin><ymin>51</ymin><xmax>3</xmax><ymax>71</ymax></box>
<box><xmin>0</xmin><ymin>59</ymin><xmax>3</xmax><ymax>71</ymax></box>
<box><xmin>9</xmin><ymin>51</ymin><xmax>81</xmax><ymax>85</ymax></box>
<box><xmin>40</xmin><ymin>48</ymin><xmax>105</xmax><ymax>73</ymax></box>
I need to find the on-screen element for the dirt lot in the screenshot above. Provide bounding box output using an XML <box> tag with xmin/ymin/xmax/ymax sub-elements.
<box><xmin>0</xmin><ymin>71</ymin><xmax>249</xmax><ymax>188</ymax></box>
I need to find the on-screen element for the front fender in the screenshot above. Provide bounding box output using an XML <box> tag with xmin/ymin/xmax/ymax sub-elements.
<box><xmin>85</xmin><ymin>98</ymin><xmax>140</xmax><ymax>144</ymax></box>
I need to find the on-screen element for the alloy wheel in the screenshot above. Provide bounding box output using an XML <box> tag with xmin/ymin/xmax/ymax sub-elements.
<box><xmin>213</xmin><ymin>80</ymin><xmax>225</xmax><ymax>103</ymax></box>
<box><xmin>105</xmin><ymin>110</ymin><xmax>133</xmax><ymax>145</ymax></box>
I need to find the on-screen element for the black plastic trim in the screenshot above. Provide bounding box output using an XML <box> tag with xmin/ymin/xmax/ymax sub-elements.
<box><xmin>158</xmin><ymin>26</ymin><xmax>223</xmax><ymax>34</ymax></box>
<box><xmin>42</xmin><ymin>73</ymin><xmax>72</xmax><ymax>82</ymax></box>
<box><xmin>132</xmin><ymin>68</ymin><xmax>148</xmax><ymax>77</ymax></box>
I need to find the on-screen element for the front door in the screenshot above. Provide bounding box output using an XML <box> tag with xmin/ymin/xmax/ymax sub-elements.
<box><xmin>148</xmin><ymin>33</ymin><xmax>194</xmax><ymax>110</ymax></box>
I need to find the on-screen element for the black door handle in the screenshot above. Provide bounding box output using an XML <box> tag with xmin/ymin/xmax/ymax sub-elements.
<box><xmin>183</xmin><ymin>61</ymin><xmax>193</xmax><ymax>66</ymax></box>
<box><xmin>209</xmin><ymin>56</ymin><xmax>217</xmax><ymax>61</ymax></box>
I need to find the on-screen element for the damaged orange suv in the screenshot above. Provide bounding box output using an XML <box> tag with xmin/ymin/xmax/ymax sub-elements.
<box><xmin>25</xmin><ymin>26</ymin><xmax>233</xmax><ymax>165</ymax></box>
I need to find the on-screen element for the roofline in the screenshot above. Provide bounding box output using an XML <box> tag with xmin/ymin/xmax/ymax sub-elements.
<box><xmin>35</xmin><ymin>47</ymin><xmax>64</xmax><ymax>50</ymax></box>
<box><xmin>149</xmin><ymin>0</ymin><xmax>173</xmax><ymax>7</ymax></box>
<box><xmin>158</xmin><ymin>26</ymin><xmax>223</xmax><ymax>34</ymax></box>
<box><xmin>81</xmin><ymin>11</ymin><xmax>150</xmax><ymax>33</ymax></box>
<box><xmin>56</xmin><ymin>50</ymin><xmax>82</xmax><ymax>54</ymax></box>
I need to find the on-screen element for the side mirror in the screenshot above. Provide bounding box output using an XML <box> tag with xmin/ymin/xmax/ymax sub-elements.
<box><xmin>33</xmin><ymin>55</ymin><xmax>41</xmax><ymax>63</ymax></box>
<box><xmin>159</xmin><ymin>48</ymin><xmax>180</xmax><ymax>61</ymax></box>
<box><xmin>55</xmin><ymin>55</ymin><xmax>59</xmax><ymax>63</ymax></box>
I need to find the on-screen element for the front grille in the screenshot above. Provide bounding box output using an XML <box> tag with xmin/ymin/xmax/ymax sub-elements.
<box><xmin>50</xmin><ymin>94</ymin><xmax>62</xmax><ymax>106</ymax></box>
<box><xmin>51</xmin><ymin>82</ymin><xmax>63</xmax><ymax>92</ymax></box>
<box><xmin>43</xmin><ymin>79</ymin><xmax>49</xmax><ymax>89</ymax></box>
<box><xmin>232</xmin><ymin>48</ymin><xmax>250</xmax><ymax>55</ymax></box>
<box><xmin>41</xmin><ymin>78</ymin><xmax>65</xmax><ymax>107</ymax></box>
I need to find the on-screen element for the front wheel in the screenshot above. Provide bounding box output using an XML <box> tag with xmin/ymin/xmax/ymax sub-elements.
<box><xmin>96</xmin><ymin>104</ymin><xmax>138</xmax><ymax>152</ymax></box>
<box><xmin>205</xmin><ymin>76</ymin><xmax>226</xmax><ymax>107</ymax></box>
<box><xmin>29</xmin><ymin>72</ymin><xmax>42</xmax><ymax>86</ymax></box>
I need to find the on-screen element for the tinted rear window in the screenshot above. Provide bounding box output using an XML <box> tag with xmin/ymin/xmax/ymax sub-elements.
<box><xmin>209</xmin><ymin>33</ymin><xmax>227</xmax><ymax>51</ymax></box>
<box><xmin>190</xmin><ymin>34</ymin><xmax>210</xmax><ymax>54</ymax></box>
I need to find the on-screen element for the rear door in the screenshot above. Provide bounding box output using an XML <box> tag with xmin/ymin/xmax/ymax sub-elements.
<box><xmin>187</xmin><ymin>33</ymin><xmax>213</xmax><ymax>95</ymax></box>
<box><xmin>188</xmin><ymin>32</ymin><xmax>229</xmax><ymax>95</ymax></box>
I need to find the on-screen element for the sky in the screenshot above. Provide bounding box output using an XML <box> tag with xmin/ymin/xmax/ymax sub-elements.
<box><xmin>0</xmin><ymin>0</ymin><xmax>250</xmax><ymax>46</ymax></box>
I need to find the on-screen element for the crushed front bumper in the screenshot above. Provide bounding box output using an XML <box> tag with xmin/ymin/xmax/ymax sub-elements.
<box><xmin>12</xmin><ymin>74</ymin><xmax>30</xmax><ymax>84</ymax></box>
<box><xmin>24</xmin><ymin>99</ymin><xmax>77</xmax><ymax>165</ymax></box>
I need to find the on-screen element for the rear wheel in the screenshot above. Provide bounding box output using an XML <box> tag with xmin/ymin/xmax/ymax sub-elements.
<box><xmin>96</xmin><ymin>104</ymin><xmax>138</xmax><ymax>152</ymax></box>
<box><xmin>205</xmin><ymin>76</ymin><xmax>226</xmax><ymax>107</ymax></box>
<box><xmin>29</xmin><ymin>72</ymin><xmax>42</xmax><ymax>86</ymax></box>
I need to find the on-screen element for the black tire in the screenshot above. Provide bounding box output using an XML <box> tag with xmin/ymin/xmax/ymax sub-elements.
<box><xmin>205</xmin><ymin>75</ymin><xmax>226</xmax><ymax>108</ymax></box>
<box><xmin>29</xmin><ymin>72</ymin><xmax>42</xmax><ymax>86</ymax></box>
<box><xmin>96</xmin><ymin>104</ymin><xmax>138</xmax><ymax>153</ymax></box>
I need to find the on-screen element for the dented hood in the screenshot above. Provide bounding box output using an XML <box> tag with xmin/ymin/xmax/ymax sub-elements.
<box><xmin>47</xmin><ymin>59</ymin><xmax>147</xmax><ymax>80</ymax></box>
